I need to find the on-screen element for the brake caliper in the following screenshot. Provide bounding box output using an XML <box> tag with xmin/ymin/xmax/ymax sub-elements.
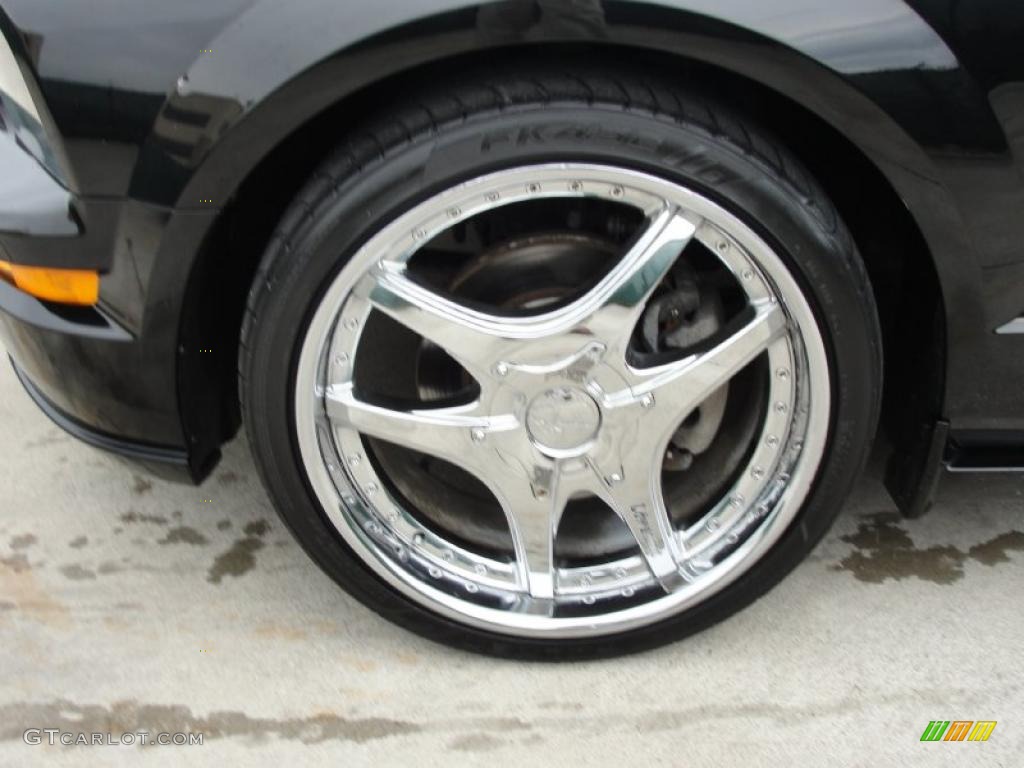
<box><xmin>640</xmin><ymin>265</ymin><xmax>728</xmax><ymax>471</ymax></box>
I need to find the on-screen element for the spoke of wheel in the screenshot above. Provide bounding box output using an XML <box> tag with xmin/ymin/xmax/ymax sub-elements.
<box><xmin>590</xmin><ymin>457</ymin><xmax>687</xmax><ymax>592</ymax></box>
<box><xmin>613</xmin><ymin>300</ymin><xmax>788</xmax><ymax>416</ymax></box>
<box><xmin>486</xmin><ymin>451</ymin><xmax>564</xmax><ymax>603</ymax></box>
<box><xmin>358</xmin><ymin>266</ymin><xmax>515</xmax><ymax>382</ymax></box>
<box><xmin>324</xmin><ymin>383</ymin><xmax>516</xmax><ymax>465</ymax></box>
<box><xmin>585</xmin><ymin>207</ymin><xmax>698</xmax><ymax>344</ymax></box>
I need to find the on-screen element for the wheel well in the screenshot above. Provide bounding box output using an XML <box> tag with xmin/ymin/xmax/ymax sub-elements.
<box><xmin>191</xmin><ymin>44</ymin><xmax>945</xmax><ymax>464</ymax></box>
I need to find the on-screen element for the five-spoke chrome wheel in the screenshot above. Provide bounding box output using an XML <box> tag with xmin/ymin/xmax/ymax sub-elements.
<box><xmin>295</xmin><ymin>164</ymin><xmax>830</xmax><ymax>638</ymax></box>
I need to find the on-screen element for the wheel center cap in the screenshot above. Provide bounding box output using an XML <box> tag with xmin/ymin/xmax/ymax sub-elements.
<box><xmin>525</xmin><ymin>386</ymin><xmax>601</xmax><ymax>456</ymax></box>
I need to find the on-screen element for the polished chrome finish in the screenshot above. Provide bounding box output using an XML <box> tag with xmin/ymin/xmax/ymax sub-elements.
<box><xmin>295</xmin><ymin>164</ymin><xmax>831</xmax><ymax>638</ymax></box>
<box><xmin>995</xmin><ymin>317</ymin><xmax>1024</xmax><ymax>335</ymax></box>
<box><xmin>525</xmin><ymin>386</ymin><xmax>602</xmax><ymax>457</ymax></box>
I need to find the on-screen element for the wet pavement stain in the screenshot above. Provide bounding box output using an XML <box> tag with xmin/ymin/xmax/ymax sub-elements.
<box><xmin>217</xmin><ymin>471</ymin><xmax>240</xmax><ymax>486</ymax></box>
<box><xmin>119</xmin><ymin>510</ymin><xmax>168</xmax><ymax>526</ymax></box>
<box><xmin>968</xmin><ymin>531</ymin><xmax>1024</xmax><ymax>565</ymax></box>
<box><xmin>158</xmin><ymin>526</ymin><xmax>209</xmax><ymax>546</ymax></box>
<box><xmin>69</xmin><ymin>535</ymin><xmax>88</xmax><ymax>549</ymax></box>
<box><xmin>833</xmin><ymin>512</ymin><xmax>1024</xmax><ymax>585</ymax></box>
<box><xmin>60</xmin><ymin>564</ymin><xmax>97</xmax><ymax>581</ymax></box>
<box><xmin>94</xmin><ymin>560</ymin><xmax>160</xmax><ymax>576</ymax></box>
<box><xmin>10</xmin><ymin>534</ymin><xmax>36</xmax><ymax>550</ymax></box>
<box><xmin>244</xmin><ymin>520</ymin><xmax>270</xmax><ymax>537</ymax></box>
<box><xmin>448</xmin><ymin>733</ymin><xmax>505</xmax><ymax>752</ymax></box>
<box><xmin>207</xmin><ymin>521</ymin><xmax>270</xmax><ymax>584</ymax></box>
<box><xmin>216</xmin><ymin>519</ymin><xmax>232</xmax><ymax>531</ymax></box>
<box><xmin>0</xmin><ymin>700</ymin><xmax>421</xmax><ymax>745</ymax></box>
<box><xmin>0</xmin><ymin>554</ymin><xmax>31</xmax><ymax>573</ymax></box>
<box><xmin>9</xmin><ymin>532</ymin><xmax>36</xmax><ymax>548</ymax></box>
<box><xmin>132</xmin><ymin>475</ymin><xmax>153</xmax><ymax>495</ymax></box>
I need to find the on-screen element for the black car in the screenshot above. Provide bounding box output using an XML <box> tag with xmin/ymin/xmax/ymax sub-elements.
<box><xmin>1</xmin><ymin>0</ymin><xmax>1022</xmax><ymax>657</ymax></box>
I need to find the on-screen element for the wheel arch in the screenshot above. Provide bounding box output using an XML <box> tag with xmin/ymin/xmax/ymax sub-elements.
<box><xmin>177</xmin><ymin>37</ymin><xmax>949</xmax><ymax>513</ymax></box>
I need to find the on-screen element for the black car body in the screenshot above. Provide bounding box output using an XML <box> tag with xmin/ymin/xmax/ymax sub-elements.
<box><xmin>1</xmin><ymin>0</ymin><xmax>1023</xmax><ymax>653</ymax></box>
<box><xmin>5</xmin><ymin>0</ymin><xmax>1023</xmax><ymax>502</ymax></box>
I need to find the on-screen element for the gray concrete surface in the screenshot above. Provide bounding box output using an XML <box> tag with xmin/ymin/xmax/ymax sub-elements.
<box><xmin>0</xmin><ymin>355</ymin><xmax>1021</xmax><ymax>767</ymax></box>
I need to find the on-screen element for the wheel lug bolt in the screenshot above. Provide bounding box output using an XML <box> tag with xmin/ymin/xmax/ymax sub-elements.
<box><xmin>470</xmin><ymin>427</ymin><xmax>486</xmax><ymax>442</ymax></box>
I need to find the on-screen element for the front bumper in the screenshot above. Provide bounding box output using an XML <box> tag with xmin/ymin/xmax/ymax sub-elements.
<box><xmin>9</xmin><ymin>356</ymin><xmax>192</xmax><ymax>481</ymax></box>
<box><xmin>0</xmin><ymin>199</ymin><xmax>222</xmax><ymax>484</ymax></box>
<box><xmin>0</xmin><ymin>26</ymin><xmax>220</xmax><ymax>481</ymax></box>
<box><xmin>0</xmin><ymin>274</ymin><xmax>201</xmax><ymax>483</ymax></box>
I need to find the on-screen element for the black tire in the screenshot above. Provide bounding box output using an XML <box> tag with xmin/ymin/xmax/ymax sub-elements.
<box><xmin>239</xmin><ymin>64</ymin><xmax>882</xmax><ymax>659</ymax></box>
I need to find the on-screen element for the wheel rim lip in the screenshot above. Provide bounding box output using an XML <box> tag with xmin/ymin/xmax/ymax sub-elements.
<box><xmin>294</xmin><ymin>163</ymin><xmax>831</xmax><ymax>638</ymax></box>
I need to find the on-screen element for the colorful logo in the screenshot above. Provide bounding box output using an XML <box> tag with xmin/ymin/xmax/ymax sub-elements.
<box><xmin>920</xmin><ymin>721</ymin><xmax>997</xmax><ymax>742</ymax></box>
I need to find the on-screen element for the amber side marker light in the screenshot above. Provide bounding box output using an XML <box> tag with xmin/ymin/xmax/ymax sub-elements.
<box><xmin>0</xmin><ymin>260</ymin><xmax>99</xmax><ymax>305</ymax></box>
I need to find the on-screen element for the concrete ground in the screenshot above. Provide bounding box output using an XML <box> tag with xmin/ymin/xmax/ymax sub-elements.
<box><xmin>0</xmin><ymin>356</ymin><xmax>1021</xmax><ymax>767</ymax></box>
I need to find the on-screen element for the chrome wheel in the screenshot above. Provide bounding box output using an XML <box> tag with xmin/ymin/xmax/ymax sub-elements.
<box><xmin>295</xmin><ymin>163</ymin><xmax>830</xmax><ymax>638</ymax></box>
